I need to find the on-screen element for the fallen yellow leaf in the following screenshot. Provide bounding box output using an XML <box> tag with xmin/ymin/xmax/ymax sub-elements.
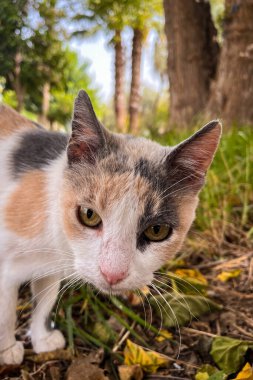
<box><xmin>217</xmin><ymin>269</ymin><xmax>241</xmax><ymax>282</ymax></box>
<box><xmin>124</xmin><ymin>340</ymin><xmax>169</xmax><ymax>373</ymax></box>
<box><xmin>155</xmin><ymin>329</ymin><xmax>173</xmax><ymax>342</ymax></box>
<box><xmin>232</xmin><ymin>363</ymin><xmax>253</xmax><ymax>380</ymax></box>
<box><xmin>174</xmin><ymin>269</ymin><xmax>208</xmax><ymax>286</ymax></box>
<box><xmin>118</xmin><ymin>364</ymin><xmax>143</xmax><ymax>380</ymax></box>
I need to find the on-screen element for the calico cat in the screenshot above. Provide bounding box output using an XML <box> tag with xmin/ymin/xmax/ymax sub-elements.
<box><xmin>0</xmin><ymin>90</ymin><xmax>221</xmax><ymax>365</ymax></box>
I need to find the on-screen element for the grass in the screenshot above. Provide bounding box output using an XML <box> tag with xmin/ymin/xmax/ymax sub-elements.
<box><xmin>54</xmin><ymin>125</ymin><xmax>252</xmax><ymax>375</ymax></box>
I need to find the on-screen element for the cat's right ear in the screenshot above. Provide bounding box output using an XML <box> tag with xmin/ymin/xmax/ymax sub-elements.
<box><xmin>67</xmin><ymin>90</ymin><xmax>107</xmax><ymax>165</ymax></box>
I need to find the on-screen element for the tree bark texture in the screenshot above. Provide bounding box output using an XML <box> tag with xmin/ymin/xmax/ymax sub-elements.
<box><xmin>129</xmin><ymin>28</ymin><xmax>143</xmax><ymax>134</ymax></box>
<box><xmin>163</xmin><ymin>0</ymin><xmax>219</xmax><ymax>126</ymax></box>
<box><xmin>207</xmin><ymin>0</ymin><xmax>253</xmax><ymax>125</ymax></box>
<box><xmin>38</xmin><ymin>82</ymin><xmax>50</xmax><ymax>128</ymax></box>
<box><xmin>114</xmin><ymin>30</ymin><xmax>126</xmax><ymax>132</ymax></box>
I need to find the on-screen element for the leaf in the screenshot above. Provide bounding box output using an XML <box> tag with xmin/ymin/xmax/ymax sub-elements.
<box><xmin>66</xmin><ymin>357</ymin><xmax>109</xmax><ymax>380</ymax></box>
<box><xmin>151</xmin><ymin>293</ymin><xmax>221</xmax><ymax>327</ymax></box>
<box><xmin>169</xmin><ymin>269</ymin><xmax>208</xmax><ymax>295</ymax></box>
<box><xmin>211</xmin><ymin>337</ymin><xmax>253</xmax><ymax>374</ymax></box>
<box><xmin>93</xmin><ymin>322</ymin><xmax>112</xmax><ymax>343</ymax></box>
<box><xmin>155</xmin><ymin>329</ymin><xmax>173</xmax><ymax>342</ymax></box>
<box><xmin>195</xmin><ymin>364</ymin><xmax>227</xmax><ymax>380</ymax></box>
<box><xmin>123</xmin><ymin>340</ymin><xmax>169</xmax><ymax>373</ymax></box>
<box><xmin>26</xmin><ymin>349</ymin><xmax>73</xmax><ymax>363</ymax></box>
<box><xmin>118</xmin><ymin>364</ymin><xmax>143</xmax><ymax>380</ymax></box>
<box><xmin>216</xmin><ymin>270</ymin><xmax>241</xmax><ymax>282</ymax></box>
<box><xmin>232</xmin><ymin>363</ymin><xmax>253</xmax><ymax>380</ymax></box>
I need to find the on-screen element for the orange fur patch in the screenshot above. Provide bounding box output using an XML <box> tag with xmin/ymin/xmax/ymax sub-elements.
<box><xmin>0</xmin><ymin>104</ymin><xmax>35</xmax><ymax>139</ymax></box>
<box><xmin>5</xmin><ymin>171</ymin><xmax>47</xmax><ymax>238</ymax></box>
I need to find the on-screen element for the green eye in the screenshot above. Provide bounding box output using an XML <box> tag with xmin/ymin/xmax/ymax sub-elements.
<box><xmin>78</xmin><ymin>206</ymin><xmax>102</xmax><ymax>228</ymax></box>
<box><xmin>144</xmin><ymin>224</ymin><xmax>172</xmax><ymax>242</ymax></box>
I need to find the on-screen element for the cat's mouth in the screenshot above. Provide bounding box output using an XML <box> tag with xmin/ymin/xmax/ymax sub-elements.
<box><xmin>83</xmin><ymin>275</ymin><xmax>141</xmax><ymax>295</ymax></box>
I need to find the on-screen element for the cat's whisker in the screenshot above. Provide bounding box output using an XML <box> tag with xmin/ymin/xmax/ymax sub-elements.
<box><xmin>153</xmin><ymin>282</ymin><xmax>194</xmax><ymax>324</ymax></box>
<box><xmin>151</xmin><ymin>283</ymin><xmax>182</xmax><ymax>359</ymax></box>
<box><xmin>136</xmin><ymin>289</ymin><xmax>147</xmax><ymax>328</ymax></box>
<box><xmin>53</xmin><ymin>275</ymin><xmax>83</xmax><ymax>320</ymax></box>
<box><xmin>155</xmin><ymin>271</ymin><xmax>210</xmax><ymax>306</ymax></box>
<box><xmin>148</xmin><ymin>291</ymin><xmax>163</xmax><ymax>335</ymax></box>
<box><xmin>31</xmin><ymin>272</ymin><xmax>78</xmax><ymax>316</ymax></box>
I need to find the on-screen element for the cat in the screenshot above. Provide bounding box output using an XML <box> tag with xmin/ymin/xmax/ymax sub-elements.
<box><xmin>0</xmin><ymin>90</ymin><xmax>221</xmax><ymax>365</ymax></box>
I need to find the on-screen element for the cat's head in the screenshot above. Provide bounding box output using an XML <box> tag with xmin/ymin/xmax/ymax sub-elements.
<box><xmin>60</xmin><ymin>90</ymin><xmax>221</xmax><ymax>294</ymax></box>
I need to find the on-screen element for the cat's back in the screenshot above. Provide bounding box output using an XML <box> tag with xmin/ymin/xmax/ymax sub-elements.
<box><xmin>0</xmin><ymin>103</ymin><xmax>36</xmax><ymax>139</ymax></box>
<box><xmin>0</xmin><ymin>104</ymin><xmax>68</xmax><ymax>176</ymax></box>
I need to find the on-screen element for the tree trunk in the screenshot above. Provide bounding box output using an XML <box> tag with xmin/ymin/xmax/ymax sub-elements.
<box><xmin>207</xmin><ymin>0</ymin><xmax>253</xmax><ymax>125</ymax></box>
<box><xmin>39</xmin><ymin>82</ymin><xmax>50</xmax><ymax>128</ymax></box>
<box><xmin>129</xmin><ymin>28</ymin><xmax>143</xmax><ymax>135</ymax></box>
<box><xmin>114</xmin><ymin>30</ymin><xmax>126</xmax><ymax>132</ymax></box>
<box><xmin>163</xmin><ymin>0</ymin><xmax>219</xmax><ymax>126</ymax></box>
<box><xmin>13</xmin><ymin>52</ymin><xmax>24</xmax><ymax>112</ymax></box>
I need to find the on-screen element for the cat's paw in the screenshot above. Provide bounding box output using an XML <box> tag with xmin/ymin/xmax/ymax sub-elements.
<box><xmin>32</xmin><ymin>330</ymin><xmax>65</xmax><ymax>353</ymax></box>
<box><xmin>0</xmin><ymin>342</ymin><xmax>24</xmax><ymax>365</ymax></box>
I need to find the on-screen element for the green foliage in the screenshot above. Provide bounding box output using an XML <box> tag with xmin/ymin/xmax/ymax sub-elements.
<box><xmin>48</xmin><ymin>48</ymin><xmax>99</xmax><ymax>127</ymax></box>
<box><xmin>0</xmin><ymin>0</ymin><xmax>31</xmax><ymax>77</ymax></box>
<box><xmin>151</xmin><ymin>293</ymin><xmax>221</xmax><ymax>327</ymax></box>
<box><xmin>211</xmin><ymin>337</ymin><xmax>253</xmax><ymax>374</ymax></box>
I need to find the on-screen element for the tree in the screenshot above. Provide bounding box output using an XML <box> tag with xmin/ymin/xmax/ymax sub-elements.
<box><xmin>127</xmin><ymin>0</ymin><xmax>162</xmax><ymax>134</ymax></box>
<box><xmin>207</xmin><ymin>0</ymin><xmax>253</xmax><ymax>125</ymax></box>
<box><xmin>48</xmin><ymin>49</ymin><xmax>99</xmax><ymax>128</ymax></box>
<box><xmin>0</xmin><ymin>0</ymin><xmax>33</xmax><ymax>111</ymax></box>
<box><xmin>163</xmin><ymin>0</ymin><xmax>219</xmax><ymax>126</ymax></box>
<box><xmin>24</xmin><ymin>0</ymin><xmax>67</xmax><ymax>126</ymax></box>
<box><xmin>71</xmin><ymin>0</ymin><xmax>128</xmax><ymax>132</ymax></box>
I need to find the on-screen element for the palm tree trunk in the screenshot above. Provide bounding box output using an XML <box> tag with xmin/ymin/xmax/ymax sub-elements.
<box><xmin>163</xmin><ymin>0</ymin><xmax>219</xmax><ymax>126</ymax></box>
<box><xmin>38</xmin><ymin>82</ymin><xmax>50</xmax><ymax>128</ymax></box>
<box><xmin>114</xmin><ymin>30</ymin><xmax>126</xmax><ymax>132</ymax></box>
<box><xmin>13</xmin><ymin>52</ymin><xmax>24</xmax><ymax>112</ymax></box>
<box><xmin>207</xmin><ymin>0</ymin><xmax>253</xmax><ymax>124</ymax></box>
<box><xmin>129</xmin><ymin>28</ymin><xmax>143</xmax><ymax>135</ymax></box>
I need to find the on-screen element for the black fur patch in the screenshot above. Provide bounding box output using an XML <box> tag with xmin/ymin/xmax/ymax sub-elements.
<box><xmin>11</xmin><ymin>130</ymin><xmax>68</xmax><ymax>176</ymax></box>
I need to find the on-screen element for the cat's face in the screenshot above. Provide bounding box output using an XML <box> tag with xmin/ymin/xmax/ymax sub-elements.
<box><xmin>60</xmin><ymin>90</ymin><xmax>221</xmax><ymax>294</ymax></box>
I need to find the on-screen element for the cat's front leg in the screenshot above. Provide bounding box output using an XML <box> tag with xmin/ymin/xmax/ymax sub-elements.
<box><xmin>0</xmin><ymin>283</ymin><xmax>24</xmax><ymax>365</ymax></box>
<box><xmin>31</xmin><ymin>275</ymin><xmax>65</xmax><ymax>353</ymax></box>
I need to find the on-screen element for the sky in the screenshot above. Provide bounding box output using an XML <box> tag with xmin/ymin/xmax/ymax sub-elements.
<box><xmin>72</xmin><ymin>29</ymin><xmax>164</xmax><ymax>102</ymax></box>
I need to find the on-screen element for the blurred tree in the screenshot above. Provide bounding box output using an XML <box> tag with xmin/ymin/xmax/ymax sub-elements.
<box><xmin>163</xmin><ymin>0</ymin><xmax>220</xmax><ymax>126</ymax></box>
<box><xmin>71</xmin><ymin>0</ymin><xmax>128</xmax><ymax>132</ymax></box>
<box><xmin>207</xmin><ymin>0</ymin><xmax>253</xmax><ymax>125</ymax></box>
<box><xmin>127</xmin><ymin>0</ymin><xmax>162</xmax><ymax>135</ymax></box>
<box><xmin>48</xmin><ymin>48</ymin><xmax>99</xmax><ymax>128</ymax></box>
<box><xmin>0</xmin><ymin>0</ymin><xmax>33</xmax><ymax>111</ymax></box>
<box><xmin>24</xmin><ymin>0</ymin><xmax>67</xmax><ymax>126</ymax></box>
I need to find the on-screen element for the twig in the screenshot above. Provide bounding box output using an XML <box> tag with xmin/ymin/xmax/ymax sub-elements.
<box><xmin>112</xmin><ymin>323</ymin><xmax>134</xmax><ymax>352</ymax></box>
<box><xmin>182</xmin><ymin>327</ymin><xmax>217</xmax><ymax>338</ymax></box>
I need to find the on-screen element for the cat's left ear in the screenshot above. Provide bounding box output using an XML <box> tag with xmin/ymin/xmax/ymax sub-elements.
<box><xmin>67</xmin><ymin>90</ymin><xmax>108</xmax><ymax>165</ymax></box>
<box><xmin>166</xmin><ymin>120</ymin><xmax>222</xmax><ymax>190</ymax></box>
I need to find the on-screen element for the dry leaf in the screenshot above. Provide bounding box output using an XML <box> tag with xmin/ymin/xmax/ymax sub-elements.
<box><xmin>66</xmin><ymin>357</ymin><xmax>109</xmax><ymax>380</ymax></box>
<box><xmin>26</xmin><ymin>348</ymin><xmax>73</xmax><ymax>363</ymax></box>
<box><xmin>124</xmin><ymin>339</ymin><xmax>169</xmax><ymax>373</ymax></box>
<box><xmin>118</xmin><ymin>364</ymin><xmax>143</xmax><ymax>380</ymax></box>
<box><xmin>155</xmin><ymin>329</ymin><xmax>173</xmax><ymax>342</ymax></box>
<box><xmin>174</xmin><ymin>268</ymin><xmax>208</xmax><ymax>286</ymax></box>
<box><xmin>232</xmin><ymin>363</ymin><xmax>253</xmax><ymax>380</ymax></box>
<box><xmin>217</xmin><ymin>270</ymin><xmax>241</xmax><ymax>282</ymax></box>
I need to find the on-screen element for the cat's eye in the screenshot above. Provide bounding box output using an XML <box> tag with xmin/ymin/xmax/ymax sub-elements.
<box><xmin>78</xmin><ymin>206</ymin><xmax>102</xmax><ymax>228</ymax></box>
<box><xmin>144</xmin><ymin>224</ymin><xmax>172</xmax><ymax>242</ymax></box>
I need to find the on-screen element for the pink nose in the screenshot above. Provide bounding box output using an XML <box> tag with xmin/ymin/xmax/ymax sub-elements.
<box><xmin>100</xmin><ymin>267</ymin><xmax>127</xmax><ymax>285</ymax></box>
